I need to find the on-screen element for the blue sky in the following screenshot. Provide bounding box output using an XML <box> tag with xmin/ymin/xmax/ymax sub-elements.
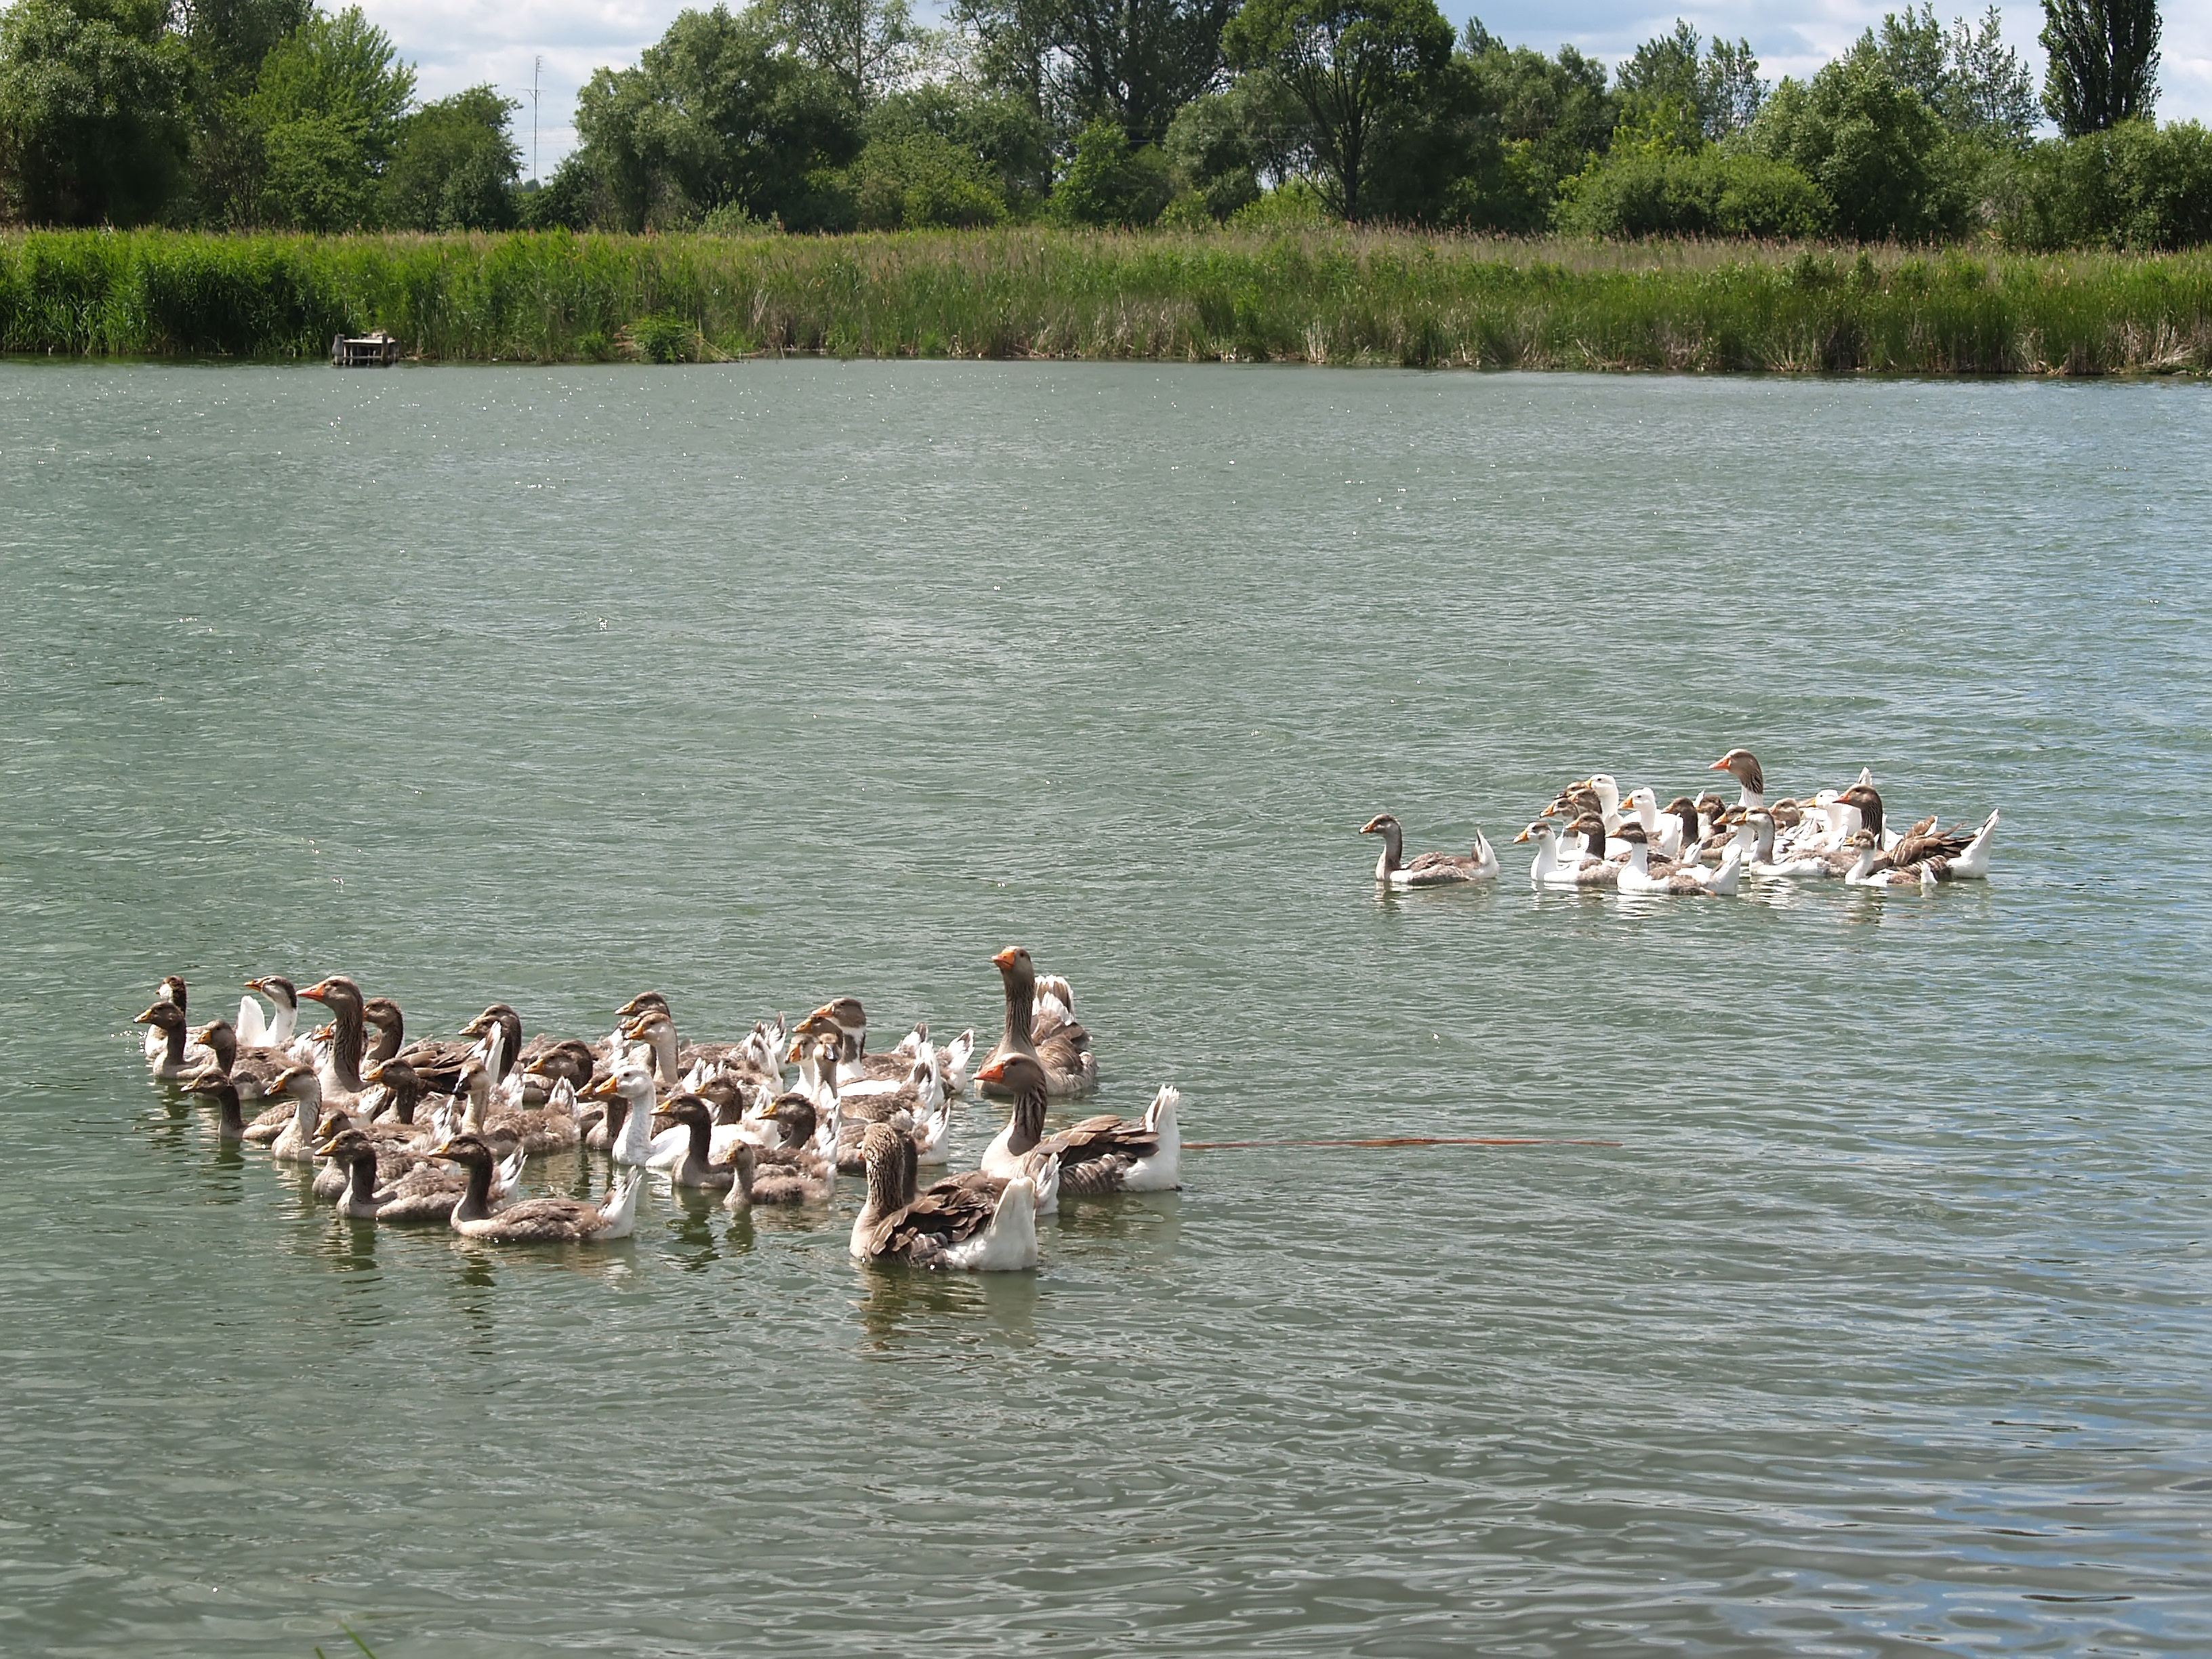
<box><xmin>350</xmin><ymin>0</ymin><xmax>2210</xmax><ymax>176</ymax></box>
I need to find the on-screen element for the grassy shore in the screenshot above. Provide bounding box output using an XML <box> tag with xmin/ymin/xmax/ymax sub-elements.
<box><xmin>3</xmin><ymin>226</ymin><xmax>2210</xmax><ymax>373</ymax></box>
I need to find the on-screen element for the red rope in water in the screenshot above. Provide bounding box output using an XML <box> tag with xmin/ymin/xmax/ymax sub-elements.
<box><xmin>1182</xmin><ymin>1136</ymin><xmax>1621</xmax><ymax>1150</ymax></box>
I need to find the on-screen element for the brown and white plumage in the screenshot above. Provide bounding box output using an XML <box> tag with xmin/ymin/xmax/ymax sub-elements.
<box><xmin>848</xmin><ymin>1123</ymin><xmax>1038</xmax><ymax>1271</ymax></box>
<box><xmin>981</xmin><ymin>945</ymin><xmax>1097</xmax><ymax>1099</ymax></box>
<box><xmin>435</xmin><ymin>1134</ymin><xmax>643</xmax><ymax>1242</ymax></box>
<box><xmin>1360</xmin><ymin>813</ymin><xmax>1500</xmax><ymax>888</ymax></box>
<box><xmin>975</xmin><ymin>1053</ymin><xmax>1181</xmax><ymax>1201</ymax></box>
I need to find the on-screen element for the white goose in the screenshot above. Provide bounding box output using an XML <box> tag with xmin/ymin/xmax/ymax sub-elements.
<box><xmin>1515</xmin><ymin>819</ymin><xmax>1618</xmax><ymax>888</ymax></box>
<box><xmin>1614</xmin><ymin>823</ymin><xmax>1743</xmax><ymax>897</ymax></box>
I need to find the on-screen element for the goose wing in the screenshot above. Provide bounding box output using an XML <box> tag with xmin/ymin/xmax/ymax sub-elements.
<box><xmin>1039</xmin><ymin>1115</ymin><xmax>1160</xmax><ymax>1193</ymax></box>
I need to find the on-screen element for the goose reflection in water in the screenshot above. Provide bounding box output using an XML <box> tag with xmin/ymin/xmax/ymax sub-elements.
<box><xmin>853</xmin><ymin>1263</ymin><xmax>1040</xmax><ymax>1352</ymax></box>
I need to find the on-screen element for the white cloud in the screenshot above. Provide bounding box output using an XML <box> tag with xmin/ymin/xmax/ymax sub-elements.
<box><xmin>352</xmin><ymin>0</ymin><xmax>2208</xmax><ymax>173</ymax></box>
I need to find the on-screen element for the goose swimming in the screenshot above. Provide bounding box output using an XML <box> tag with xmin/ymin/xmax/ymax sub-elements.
<box><xmin>975</xmin><ymin>1054</ymin><xmax>1181</xmax><ymax>1200</ymax></box>
<box><xmin>1359</xmin><ymin>813</ymin><xmax>1499</xmax><ymax>887</ymax></box>
<box><xmin>981</xmin><ymin>945</ymin><xmax>1097</xmax><ymax>1099</ymax></box>
<box><xmin>848</xmin><ymin>1122</ymin><xmax>1038</xmax><ymax>1271</ymax></box>
<box><xmin>434</xmin><ymin>1134</ymin><xmax>644</xmax><ymax>1243</ymax></box>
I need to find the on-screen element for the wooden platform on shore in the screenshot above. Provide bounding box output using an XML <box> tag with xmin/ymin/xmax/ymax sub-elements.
<box><xmin>330</xmin><ymin>331</ymin><xmax>401</xmax><ymax>367</ymax></box>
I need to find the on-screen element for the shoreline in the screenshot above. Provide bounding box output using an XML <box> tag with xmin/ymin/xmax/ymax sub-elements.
<box><xmin>3</xmin><ymin>227</ymin><xmax>2209</xmax><ymax>376</ymax></box>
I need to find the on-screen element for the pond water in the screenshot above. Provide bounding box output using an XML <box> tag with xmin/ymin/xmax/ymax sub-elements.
<box><xmin>2</xmin><ymin>360</ymin><xmax>2208</xmax><ymax>1657</ymax></box>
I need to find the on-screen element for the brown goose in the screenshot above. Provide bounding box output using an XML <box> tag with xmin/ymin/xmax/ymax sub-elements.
<box><xmin>361</xmin><ymin>998</ymin><xmax>406</xmax><ymax>1070</ymax></box>
<box><xmin>188</xmin><ymin>1017</ymin><xmax>293</xmax><ymax>1101</ymax></box>
<box><xmin>142</xmin><ymin>975</ymin><xmax>190</xmax><ymax>1063</ymax></box>
<box><xmin>299</xmin><ymin>977</ymin><xmax>371</xmax><ymax>1105</ymax></box>
<box><xmin>180</xmin><ymin>1073</ymin><xmax>248</xmax><ymax>1139</ymax></box>
<box><xmin>653</xmin><ymin>1094</ymin><xmax>747</xmax><ymax>1191</ymax></box>
<box><xmin>975</xmin><ymin>1053</ymin><xmax>1181</xmax><ymax>1201</ymax></box>
<box><xmin>1359</xmin><ymin>813</ymin><xmax>1500</xmax><ymax>887</ymax></box>
<box><xmin>135</xmin><ymin>1000</ymin><xmax>209</xmax><ymax>1080</ymax></box>
<box><xmin>1707</xmin><ymin>747</ymin><xmax>1766</xmax><ymax>806</ymax></box>
<box><xmin>433</xmin><ymin>1134</ymin><xmax>643</xmax><ymax>1243</ymax></box>
<box><xmin>981</xmin><ymin>946</ymin><xmax>1097</xmax><ymax>1099</ymax></box>
<box><xmin>847</xmin><ymin>1123</ymin><xmax>1038</xmax><ymax>1270</ymax></box>
<box><xmin>455</xmin><ymin>1059</ymin><xmax>579</xmax><ymax>1156</ymax></box>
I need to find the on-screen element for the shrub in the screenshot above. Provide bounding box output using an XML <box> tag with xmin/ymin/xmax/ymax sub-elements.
<box><xmin>1752</xmin><ymin>58</ymin><xmax>1957</xmax><ymax>241</ymax></box>
<box><xmin>1226</xmin><ymin>176</ymin><xmax>1332</xmax><ymax>229</ymax></box>
<box><xmin>842</xmin><ymin>134</ymin><xmax>1006</xmax><ymax>230</ymax></box>
<box><xmin>1557</xmin><ymin>150</ymin><xmax>1830</xmax><ymax>239</ymax></box>
<box><xmin>1993</xmin><ymin>121</ymin><xmax>2212</xmax><ymax>251</ymax></box>
<box><xmin>1048</xmin><ymin>119</ymin><xmax>1173</xmax><ymax>228</ymax></box>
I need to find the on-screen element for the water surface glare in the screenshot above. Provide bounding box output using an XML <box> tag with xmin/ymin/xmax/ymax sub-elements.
<box><xmin>3</xmin><ymin>361</ymin><xmax>2209</xmax><ymax>1657</ymax></box>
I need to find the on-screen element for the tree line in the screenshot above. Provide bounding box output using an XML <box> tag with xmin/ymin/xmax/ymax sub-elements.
<box><xmin>1</xmin><ymin>0</ymin><xmax>2200</xmax><ymax>249</ymax></box>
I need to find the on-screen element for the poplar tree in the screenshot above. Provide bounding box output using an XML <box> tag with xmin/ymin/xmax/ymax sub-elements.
<box><xmin>2039</xmin><ymin>0</ymin><xmax>2159</xmax><ymax>136</ymax></box>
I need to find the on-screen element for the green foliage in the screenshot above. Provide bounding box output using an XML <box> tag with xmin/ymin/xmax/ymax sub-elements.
<box><xmin>245</xmin><ymin>5</ymin><xmax>413</xmax><ymax>229</ymax></box>
<box><xmin>1557</xmin><ymin>150</ymin><xmax>1831</xmax><ymax>240</ymax></box>
<box><xmin>966</xmin><ymin>0</ymin><xmax>1238</xmax><ymax>142</ymax></box>
<box><xmin>0</xmin><ymin>0</ymin><xmax>191</xmax><ymax>225</ymax></box>
<box><xmin>1163</xmin><ymin>91</ymin><xmax>1258</xmax><ymax>220</ymax></box>
<box><xmin>383</xmin><ymin>86</ymin><xmax>520</xmax><ymax>230</ymax></box>
<box><xmin>1614</xmin><ymin>19</ymin><xmax>1764</xmax><ymax>144</ymax></box>
<box><xmin>1860</xmin><ymin>3</ymin><xmax>2037</xmax><ymax>144</ymax></box>
<box><xmin>626</xmin><ymin>310</ymin><xmax>702</xmax><ymax>359</ymax></box>
<box><xmin>838</xmin><ymin>132</ymin><xmax>1008</xmax><ymax>227</ymax></box>
<box><xmin>179</xmin><ymin>0</ymin><xmax>311</xmax><ymax>223</ymax></box>
<box><xmin>570</xmin><ymin>3</ymin><xmax>861</xmax><ymax>230</ymax></box>
<box><xmin>2040</xmin><ymin>0</ymin><xmax>2160</xmax><ymax>137</ymax></box>
<box><xmin>6</xmin><ymin>226</ymin><xmax>2212</xmax><ymax>377</ymax></box>
<box><xmin>1225</xmin><ymin>175</ymin><xmax>1327</xmax><ymax>226</ymax></box>
<box><xmin>1450</xmin><ymin>34</ymin><xmax>1611</xmax><ymax>229</ymax></box>
<box><xmin>1994</xmin><ymin>120</ymin><xmax>2212</xmax><ymax>251</ymax></box>
<box><xmin>1048</xmin><ymin>117</ymin><xmax>1171</xmax><ymax>224</ymax></box>
<box><xmin>866</xmin><ymin>83</ymin><xmax>1054</xmax><ymax>208</ymax></box>
<box><xmin>775</xmin><ymin>0</ymin><xmax>918</xmax><ymax>108</ymax></box>
<box><xmin>1752</xmin><ymin>56</ymin><xmax>1957</xmax><ymax>242</ymax></box>
<box><xmin>1222</xmin><ymin>0</ymin><xmax>1452</xmax><ymax>220</ymax></box>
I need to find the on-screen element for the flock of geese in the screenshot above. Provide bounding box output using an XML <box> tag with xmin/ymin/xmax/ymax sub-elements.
<box><xmin>129</xmin><ymin>745</ymin><xmax>1994</xmax><ymax>1267</ymax></box>
<box><xmin>134</xmin><ymin>945</ymin><xmax>1180</xmax><ymax>1272</ymax></box>
<box><xmin>1363</xmin><ymin>747</ymin><xmax>2001</xmax><ymax>895</ymax></box>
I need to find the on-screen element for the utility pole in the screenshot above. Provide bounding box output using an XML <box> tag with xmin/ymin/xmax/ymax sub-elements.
<box><xmin>531</xmin><ymin>56</ymin><xmax>543</xmax><ymax>185</ymax></box>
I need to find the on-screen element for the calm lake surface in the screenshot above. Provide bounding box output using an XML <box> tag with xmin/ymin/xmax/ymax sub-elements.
<box><xmin>2</xmin><ymin>361</ymin><xmax>2209</xmax><ymax>1658</ymax></box>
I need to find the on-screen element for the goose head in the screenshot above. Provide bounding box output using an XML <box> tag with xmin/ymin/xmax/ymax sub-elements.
<box><xmin>1707</xmin><ymin>749</ymin><xmax>1763</xmax><ymax>795</ymax></box>
<box><xmin>615</xmin><ymin>989</ymin><xmax>669</xmax><ymax>1019</ymax></box>
<box><xmin>244</xmin><ymin>975</ymin><xmax>296</xmax><ymax>1011</ymax></box>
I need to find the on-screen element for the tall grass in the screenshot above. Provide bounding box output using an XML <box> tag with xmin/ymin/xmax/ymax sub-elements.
<box><xmin>3</xmin><ymin>226</ymin><xmax>2209</xmax><ymax>374</ymax></box>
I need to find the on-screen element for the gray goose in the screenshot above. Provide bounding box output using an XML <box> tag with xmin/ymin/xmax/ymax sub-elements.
<box><xmin>975</xmin><ymin>1053</ymin><xmax>1181</xmax><ymax>1200</ymax></box>
<box><xmin>981</xmin><ymin>946</ymin><xmax>1096</xmax><ymax>1099</ymax></box>
<box><xmin>432</xmin><ymin>1134</ymin><xmax>642</xmax><ymax>1243</ymax></box>
<box><xmin>1359</xmin><ymin>813</ymin><xmax>1499</xmax><ymax>887</ymax></box>
<box><xmin>188</xmin><ymin>1017</ymin><xmax>292</xmax><ymax>1101</ymax></box>
<box><xmin>847</xmin><ymin>1123</ymin><xmax>1038</xmax><ymax>1271</ymax></box>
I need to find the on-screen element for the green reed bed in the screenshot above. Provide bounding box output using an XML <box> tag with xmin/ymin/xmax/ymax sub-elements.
<box><xmin>3</xmin><ymin>227</ymin><xmax>2209</xmax><ymax>374</ymax></box>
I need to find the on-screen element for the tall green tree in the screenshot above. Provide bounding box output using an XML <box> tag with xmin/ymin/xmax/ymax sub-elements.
<box><xmin>777</xmin><ymin>0</ymin><xmax>917</xmax><ymax>108</ymax></box>
<box><xmin>1858</xmin><ymin>4</ymin><xmax>2035</xmax><ymax>143</ymax></box>
<box><xmin>245</xmin><ymin>5</ymin><xmax>413</xmax><ymax>228</ymax></box>
<box><xmin>383</xmin><ymin>84</ymin><xmax>519</xmax><ymax>229</ymax></box>
<box><xmin>1222</xmin><ymin>0</ymin><xmax>1451</xmax><ymax>220</ymax></box>
<box><xmin>2040</xmin><ymin>0</ymin><xmax>2158</xmax><ymax>135</ymax></box>
<box><xmin>1615</xmin><ymin>18</ymin><xmax>1763</xmax><ymax>145</ymax></box>
<box><xmin>0</xmin><ymin>0</ymin><xmax>190</xmax><ymax>224</ymax></box>
<box><xmin>178</xmin><ymin>0</ymin><xmax>310</xmax><ymax>222</ymax></box>
<box><xmin>568</xmin><ymin>3</ymin><xmax>859</xmax><ymax>229</ymax></box>
<box><xmin>1751</xmin><ymin>54</ymin><xmax>1952</xmax><ymax>239</ymax></box>
<box><xmin>962</xmin><ymin>0</ymin><xmax>1235</xmax><ymax>142</ymax></box>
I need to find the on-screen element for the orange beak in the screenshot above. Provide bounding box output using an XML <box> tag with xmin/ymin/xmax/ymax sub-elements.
<box><xmin>972</xmin><ymin>1057</ymin><xmax>1009</xmax><ymax>1086</ymax></box>
<box><xmin>1707</xmin><ymin>757</ymin><xmax>1731</xmax><ymax>771</ymax></box>
<box><xmin>991</xmin><ymin>947</ymin><xmax>1021</xmax><ymax>970</ymax></box>
<box><xmin>300</xmin><ymin>980</ymin><xmax>331</xmax><ymax>1002</ymax></box>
